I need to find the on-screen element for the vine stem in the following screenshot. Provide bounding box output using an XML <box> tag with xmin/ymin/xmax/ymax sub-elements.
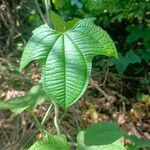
<box><xmin>41</xmin><ymin>104</ymin><xmax>53</xmax><ymax>125</ymax></box>
<box><xmin>44</xmin><ymin>0</ymin><xmax>51</xmax><ymax>27</ymax></box>
<box><xmin>53</xmin><ymin>101</ymin><xmax>61</xmax><ymax>135</ymax></box>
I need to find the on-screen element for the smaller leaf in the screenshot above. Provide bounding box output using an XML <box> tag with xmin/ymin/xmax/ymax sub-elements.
<box><xmin>77</xmin><ymin>131</ymin><xmax>126</xmax><ymax>150</ymax></box>
<box><xmin>0</xmin><ymin>85</ymin><xmax>47</xmax><ymax>114</ymax></box>
<box><xmin>51</xmin><ymin>11</ymin><xmax>79</xmax><ymax>32</ymax></box>
<box><xmin>126</xmin><ymin>50</ymin><xmax>141</xmax><ymax>64</ymax></box>
<box><xmin>126</xmin><ymin>25</ymin><xmax>143</xmax><ymax>43</ymax></box>
<box><xmin>107</xmin><ymin>50</ymin><xmax>141</xmax><ymax>75</ymax></box>
<box><xmin>28</xmin><ymin>133</ymin><xmax>70</xmax><ymax>150</ymax></box>
<box><xmin>84</xmin><ymin>121</ymin><xmax>124</xmax><ymax>146</ymax></box>
<box><xmin>78</xmin><ymin>122</ymin><xmax>150</xmax><ymax>149</ymax></box>
<box><xmin>106</xmin><ymin>53</ymin><xmax>128</xmax><ymax>75</ymax></box>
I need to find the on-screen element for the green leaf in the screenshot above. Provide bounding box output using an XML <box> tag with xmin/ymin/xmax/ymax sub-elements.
<box><xmin>84</xmin><ymin>121</ymin><xmax>124</xmax><ymax>146</ymax></box>
<box><xmin>107</xmin><ymin>50</ymin><xmax>141</xmax><ymax>75</ymax></box>
<box><xmin>109</xmin><ymin>53</ymin><xmax>128</xmax><ymax>75</ymax></box>
<box><xmin>50</xmin><ymin>11</ymin><xmax>66</xmax><ymax>32</ymax></box>
<box><xmin>77</xmin><ymin>131</ymin><xmax>126</xmax><ymax>150</ymax></box>
<box><xmin>51</xmin><ymin>11</ymin><xmax>79</xmax><ymax>32</ymax></box>
<box><xmin>126</xmin><ymin>50</ymin><xmax>141</xmax><ymax>64</ymax></box>
<box><xmin>0</xmin><ymin>85</ymin><xmax>47</xmax><ymax>114</ymax></box>
<box><xmin>77</xmin><ymin>122</ymin><xmax>149</xmax><ymax>149</ymax></box>
<box><xmin>126</xmin><ymin>25</ymin><xmax>143</xmax><ymax>43</ymax></box>
<box><xmin>138</xmin><ymin>49</ymin><xmax>150</xmax><ymax>62</ymax></box>
<box><xmin>28</xmin><ymin>133</ymin><xmax>70</xmax><ymax>150</ymax></box>
<box><xmin>20</xmin><ymin>18</ymin><xmax>117</xmax><ymax>107</ymax></box>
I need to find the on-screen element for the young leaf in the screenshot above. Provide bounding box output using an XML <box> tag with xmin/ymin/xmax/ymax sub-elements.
<box><xmin>28</xmin><ymin>133</ymin><xmax>70</xmax><ymax>150</ymax></box>
<box><xmin>84</xmin><ymin>121</ymin><xmax>124</xmax><ymax>146</ymax></box>
<box><xmin>20</xmin><ymin>18</ymin><xmax>117</xmax><ymax>107</ymax></box>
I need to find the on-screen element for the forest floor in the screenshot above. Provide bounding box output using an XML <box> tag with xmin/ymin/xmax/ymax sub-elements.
<box><xmin>0</xmin><ymin>55</ymin><xmax>150</xmax><ymax>150</ymax></box>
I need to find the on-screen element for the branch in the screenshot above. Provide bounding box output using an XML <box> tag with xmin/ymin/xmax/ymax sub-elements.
<box><xmin>99</xmin><ymin>68</ymin><xmax>109</xmax><ymax>87</ymax></box>
<box><xmin>34</xmin><ymin>0</ymin><xmax>47</xmax><ymax>24</ymax></box>
<box><xmin>90</xmin><ymin>79</ymin><xmax>112</xmax><ymax>101</ymax></box>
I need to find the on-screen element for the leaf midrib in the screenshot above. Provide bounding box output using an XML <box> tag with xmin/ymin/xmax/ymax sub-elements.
<box><xmin>62</xmin><ymin>34</ymin><xmax>67</xmax><ymax>106</ymax></box>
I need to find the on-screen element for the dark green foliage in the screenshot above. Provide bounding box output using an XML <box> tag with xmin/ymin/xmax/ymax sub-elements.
<box><xmin>107</xmin><ymin>50</ymin><xmax>141</xmax><ymax>74</ymax></box>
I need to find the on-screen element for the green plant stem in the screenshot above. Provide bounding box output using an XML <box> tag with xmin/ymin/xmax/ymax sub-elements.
<box><xmin>44</xmin><ymin>0</ymin><xmax>51</xmax><ymax>27</ymax></box>
<box><xmin>53</xmin><ymin>101</ymin><xmax>60</xmax><ymax>135</ymax></box>
<box><xmin>41</xmin><ymin>103</ymin><xmax>52</xmax><ymax>125</ymax></box>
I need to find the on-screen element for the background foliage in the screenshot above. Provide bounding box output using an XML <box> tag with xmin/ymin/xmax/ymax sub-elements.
<box><xmin>1</xmin><ymin>0</ymin><xmax>149</xmax><ymax>97</ymax></box>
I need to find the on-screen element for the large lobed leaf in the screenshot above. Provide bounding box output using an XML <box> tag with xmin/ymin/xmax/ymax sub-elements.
<box><xmin>20</xmin><ymin>18</ymin><xmax>117</xmax><ymax>107</ymax></box>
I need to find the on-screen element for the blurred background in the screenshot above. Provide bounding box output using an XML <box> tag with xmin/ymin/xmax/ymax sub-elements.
<box><xmin>0</xmin><ymin>0</ymin><xmax>150</xmax><ymax>149</ymax></box>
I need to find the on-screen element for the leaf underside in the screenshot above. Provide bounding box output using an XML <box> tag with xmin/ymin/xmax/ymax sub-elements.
<box><xmin>20</xmin><ymin>18</ymin><xmax>117</xmax><ymax>107</ymax></box>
